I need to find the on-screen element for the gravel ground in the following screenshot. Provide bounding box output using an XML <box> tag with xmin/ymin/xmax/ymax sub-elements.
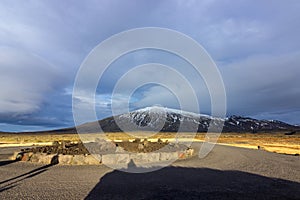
<box><xmin>0</xmin><ymin>142</ymin><xmax>299</xmax><ymax>200</ymax></box>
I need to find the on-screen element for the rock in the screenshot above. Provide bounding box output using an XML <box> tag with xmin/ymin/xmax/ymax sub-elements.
<box><xmin>116</xmin><ymin>146</ymin><xmax>126</xmax><ymax>153</ymax></box>
<box><xmin>15</xmin><ymin>152</ymin><xmax>23</xmax><ymax>161</ymax></box>
<box><xmin>138</xmin><ymin>144</ymin><xmax>144</xmax><ymax>150</ymax></box>
<box><xmin>84</xmin><ymin>155</ymin><xmax>101</xmax><ymax>165</ymax></box>
<box><xmin>71</xmin><ymin>155</ymin><xmax>100</xmax><ymax>165</ymax></box>
<box><xmin>95</xmin><ymin>138</ymin><xmax>105</xmax><ymax>144</ymax></box>
<box><xmin>95</xmin><ymin>139</ymin><xmax>116</xmax><ymax>152</ymax></box>
<box><xmin>157</xmin><ymin>138</ymin><xmax>163</xmax><ymax>144</ymax></box>
<box><xmin>15</xmin><ymin>139</ymin><xmax>194</xmax><ymax>165</ymax></box>
<box><xmin>143</xmin><ymin>139</ymin><xmax>149</xmax><ymax>147</ymax></box>
<box><xmin>102</xmin><ymin>154</ymin><xmax>130</xmax><ymax>166</ymax></box>
<box><xmin>178</xmin><ymin>152</ymin><xmax>186</xmax><ymax>159</ymax></box>
<box><xmin>72</xmin><ymin>155</ymin><xmax>86</xmax><ymax>165</ymax></box>
<box><xmin>21</xmin><ymin>152</ymin><xmax>33</xmax><ymax>161</ymax></box>
<box><xmin>159</xmin><ymin>152</ymin><xmax>178</xmax><ymax>161</ymax></box>
<box><xmin>58</xmin><ymin>155</ymin><xmax>73</xmax><ymax>164</ymax></box>
<box><xmin>133</xmin><ymin>138</ymin><xmax>141</xmax><ymax>143</ymax></box>
<box><xmin>60</xmin><ymin>141</ymin><xmax>66</xmax><ymax>149</ymax></box>
<box><xmin>38</xmin><ymin>154</ymin><xmax>54</xmax><ymax>164</ymax></box>
<box><xmin>29</xmin><ymin>153</ymin><xmax>41</xmax><ymax>163</ymax></box>
<box><xmin>64</xmin><ymin>140</ymin><xmax>72</xmax><ymax>147</ymax></box>
<box><xmin>185</xmin><ymin>148</ymin><xmax>194</xmax><ymax>156</ymax></box>
<box><xmin>130</xmin><ymin>153</ymin><xmax>160</xmax><ymax>163</ymax></box>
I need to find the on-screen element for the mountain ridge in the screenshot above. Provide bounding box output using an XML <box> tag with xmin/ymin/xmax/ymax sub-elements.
<box><xmin>77</xmin><ymin>106</ymin><xmax>299</xmax><ymax>133</ymax></box>
<box><xmin>2</xmin><ymin>107</ymin><xmax>298</xmax><ymax>134</ymax></box>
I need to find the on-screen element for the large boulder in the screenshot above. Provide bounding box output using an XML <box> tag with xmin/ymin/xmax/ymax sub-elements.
<box><xmin>102</xmin><ymin>153</ymin><xmax>130</xmax><ymax>167</ymax></box>
<box><xmin>58</xmin><ymin>155</ymin><xmax>73</xmax><ymax>164</ymax></box>
<box><xmin>71</xmin><ymin>155</ymin><xmax>100</xmax><ymax>165</ymax></box>
<box><xmin>130</xmin><ymin>152</ymin><xmax>160</xmax><ymax>163</ymax></box>
<box><xmin>95</xmin><ymin>138</ymin><xmax>116</xmax><ymax>152</ymax></box>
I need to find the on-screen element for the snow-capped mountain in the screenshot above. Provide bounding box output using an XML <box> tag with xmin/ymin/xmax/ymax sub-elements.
<box><xmin>77</xmin><ymin>106</ymin><xmax>298</xmax><ymax>133</ymax></box>
<box><xmin>223</xmin><ymin>115</ymin><xmax>297</xmax><ymax>133</ymax></box>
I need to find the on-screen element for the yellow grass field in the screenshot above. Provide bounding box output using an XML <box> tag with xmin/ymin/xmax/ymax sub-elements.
<box><xmin>0</xmin><ymin>132</ymin><xmax>299</xmax><ymax>155</ymax></box>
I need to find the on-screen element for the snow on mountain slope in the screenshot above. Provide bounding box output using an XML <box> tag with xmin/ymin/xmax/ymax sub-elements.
<box><xmin>76</xmin><ymin>106</ymin><xmax>298</xmax><ymax>133</ymax></box>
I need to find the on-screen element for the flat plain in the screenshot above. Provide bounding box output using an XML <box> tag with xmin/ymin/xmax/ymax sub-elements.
<box><xmin>1</xmin><ymin>132</ymin><xmax>299</xmax><ymax>155</ymax></box>
<box><xmin>0</xmin><ymin>132</ymin><xmax>299</xmax><ymax>199</ymax></box>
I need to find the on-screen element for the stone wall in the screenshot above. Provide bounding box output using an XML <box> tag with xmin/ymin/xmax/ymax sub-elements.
<box><xmin>12</xmin><ymin>148</ymin><xmax>194</xmax><ymax>165</ymax></box>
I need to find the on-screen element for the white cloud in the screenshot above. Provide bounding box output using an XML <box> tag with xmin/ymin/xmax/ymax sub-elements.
<box><xmin>0</xmin><ymin>47</ymin><xmax>63</xmax><ymax>114</ymax></box>
<box><xmin>1</xmin><ymin>1</ymin><xmax>300</xmax><ymax>131</ymax></box>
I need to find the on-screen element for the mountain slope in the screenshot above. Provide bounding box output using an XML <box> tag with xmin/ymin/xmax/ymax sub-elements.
<box><xmin>75</xmin><ymin>106</ymin><xmax>298</xmax><ymax>133</ymax></box>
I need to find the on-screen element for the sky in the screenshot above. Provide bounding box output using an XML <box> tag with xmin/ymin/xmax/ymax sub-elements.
<box><xmin>0</xmin><ymin>0</ymin><xmax>299</xmax><ymax>131</ymax></box>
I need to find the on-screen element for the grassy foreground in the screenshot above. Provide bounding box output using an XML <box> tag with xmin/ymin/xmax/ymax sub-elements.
<box><xmin>0</xmin><ymin>132</ymin><xmax>299</xmax><ymax>155</ymax></box>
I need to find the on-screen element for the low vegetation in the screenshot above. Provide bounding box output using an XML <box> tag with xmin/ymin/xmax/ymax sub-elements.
<box><xmin>0</xmin><ymin>132</ymin><xmax>299</xmax><ymax>155</ymax></box>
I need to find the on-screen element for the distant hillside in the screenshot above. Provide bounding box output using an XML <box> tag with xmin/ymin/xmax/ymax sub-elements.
<box><xmin>3</xmin><ymin>107</ymin><xmax>298</xmax><ymax>134</ymax></box>
<box><xmin>75</xmin><ymin>107</ymin><xmax>299</xmax><ymax>133</ymax></box>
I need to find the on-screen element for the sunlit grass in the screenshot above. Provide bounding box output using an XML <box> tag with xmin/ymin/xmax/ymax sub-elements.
<box><xmin>0</xmin><ymin>132</ymin><xmax>299</xmax><ymax>155</ymax></box>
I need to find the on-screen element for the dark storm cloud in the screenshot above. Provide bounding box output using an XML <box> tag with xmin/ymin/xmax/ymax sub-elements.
<box><xmin>0</xmin><ymin>0</ymin><xmax>299</xmax><ymax>131</ymax></box>
<box><xmin>220</xmin><ymin>51</ymin><xmax>300</xmax><ymax>123</ymax></box>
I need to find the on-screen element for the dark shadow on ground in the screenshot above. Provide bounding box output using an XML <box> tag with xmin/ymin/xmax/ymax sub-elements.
<box><xmin>0</xmin><ymin>155</ymin><xmax>59</xmax><ymax>192</ymax></box>
<box><xmin>85</xmin><ymin>161</ymin><xmax>300</xmax><ymax>200</ymax></box>
<box><xmin>0</xmin><ymin>160</ymin><xmax>17</xmax><ymax>167</ymax></box>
